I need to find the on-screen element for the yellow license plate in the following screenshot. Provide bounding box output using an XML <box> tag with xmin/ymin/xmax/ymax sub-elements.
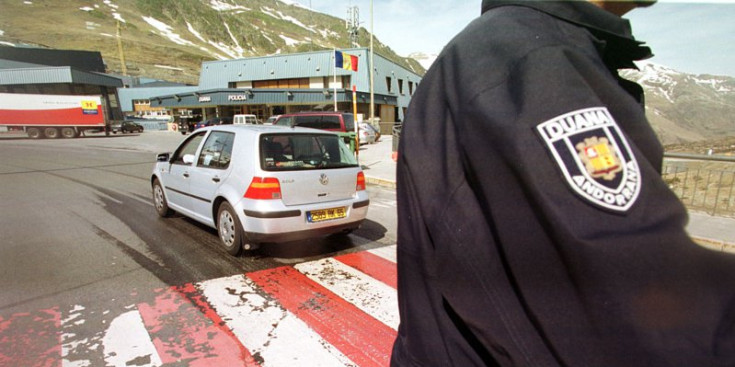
<box><xmin>307</xmin><ymin>207</ymin><xmax>346</xmax><ymax>223</ymax></box>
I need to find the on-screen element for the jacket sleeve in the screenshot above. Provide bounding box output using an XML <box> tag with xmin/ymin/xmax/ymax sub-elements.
<box><xmin>449</xmin><ymin>43</ymin><xmax>735</xmax><ymax>366</ymax></box>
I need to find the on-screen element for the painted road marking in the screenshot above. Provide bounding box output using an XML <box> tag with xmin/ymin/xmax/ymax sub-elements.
<box><xmin>101</xmin><ymin>310</ymin><xmax>162</xmax><ymax>367</ymax></box>
<box><xmin>199</xmin><ymin>274</ymin><xmax>355</xmax><ymax>366</ymax></box>
<box><xmin>335</xmin><ymin>250</ymin><xmax>398</xmax><ymax>289</ymax></box>
<box><xmin>0</xmin><ymin>245</ymin><xmax>399</xmax><ymax>367</ymax></box>
<box><xmin>296</xmin><ymin>257</ymin><xmax>399</xmax><ymax>329</ymax></box>
<box><xmin>248</xmin><ymin>267</ymin><xmax>396</xmax><ymax>367</ymax></box>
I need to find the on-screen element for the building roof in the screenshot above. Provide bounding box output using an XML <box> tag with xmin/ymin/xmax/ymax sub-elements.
<box><xmin>0</xmin><ymin>46</ymin><xmax>106</xmax><ymax>73</ymax></box>
<box><xmin>0</xmin><ymin>66</ymin><xmax>122</xmax><ymax>88</ymax></box>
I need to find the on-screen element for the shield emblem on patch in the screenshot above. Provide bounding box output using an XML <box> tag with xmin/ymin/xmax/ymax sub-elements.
<box><xmin>536</xmin><ymin>107</ymin><xmax>641</xmax><ymax>212</ymax></box>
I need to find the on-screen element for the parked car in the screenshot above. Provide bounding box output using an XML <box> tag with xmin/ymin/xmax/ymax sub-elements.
<box><xmin>274</xmin><ymin>112</ymin><xmax>357</xmax><ymax>151</ymax></box>
<box><xmin>358</xmin><ymin>122</ymin><xmax>379</xmax><ymax>145</ymax></box>
<box><xmin>234</xmin><ymin>114</ymin><xmax>260</xmax><ymax>125</ymax></box>
<box><xmin>151</xmin><ymin>125</ymin><xmax>369</xmax><ymax>255</ymax></box>
<box><xmin>111</xmin><ymin>120</ymin><xmax>144</xmax><ymax>134</ymax></box>
<box><xmin>274</xmin><ymin>112</ymin><xmax>355</xmax><ymax>133</ymax></box>
<box><xmin>194</xmin><ymin>117</ymin><xmax>233</xmax><ymax>130</ymax></box>
<box><xmin>264</xmin><ymin>115</ymin><xmax>280</xmax><ymax>125</ymax></box>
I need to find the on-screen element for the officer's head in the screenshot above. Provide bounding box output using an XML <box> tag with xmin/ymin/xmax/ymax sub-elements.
<box><xmin>589</xmin><ymin>0</ymin><xmax>657</xmax><ymax>15</ymax></box>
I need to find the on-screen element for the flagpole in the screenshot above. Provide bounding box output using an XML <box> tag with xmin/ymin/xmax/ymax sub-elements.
<box><xmin>333</xmin><ymin>49</ymin><xmax>338</xmax><ymax>111</ymax></box>
<box><xmin>369</xmin><ymin>0</ymin><xmax>374</xmax><ymax>122</ymax></box>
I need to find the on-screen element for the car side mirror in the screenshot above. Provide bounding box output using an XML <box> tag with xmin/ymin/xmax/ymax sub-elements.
<box><xmin>183</xmin><ymin>154</ymin><xmax>195</xmax><ymax>164</ymax></box>
<box><xmin>157</xmin><ymin>152</ymin><xmax>171</xmax><ymax>162</ymax></box>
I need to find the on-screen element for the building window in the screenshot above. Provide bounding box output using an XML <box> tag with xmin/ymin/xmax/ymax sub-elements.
<box><xmin>398</xmin><ymin>79</ymin><xmax>404</xmax><ymax>95</ymax></box>
<box><xmin>386</xmin><ymin>77</ymin><xmax>393</xmax><ymax>94</ymax></box>
<box><xmin>253</xmin><ymin>78</ymin><xmax>310</xmax><ymax>89</ymax></box>
<box><xmin>408</xmin><ymin>81</ymin><xmax>414</xmax><ymax>95</ymax></box>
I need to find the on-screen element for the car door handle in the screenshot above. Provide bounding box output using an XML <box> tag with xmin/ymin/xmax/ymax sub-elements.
<box><xmin>183</xmin><ymin>172</ymin><xmax>190</xmax><ymax>178</ymax></box>
<box><xmin>212</xmin><ymin>177</ymin><xmax>221</xmax><ymax>183</ymax></box>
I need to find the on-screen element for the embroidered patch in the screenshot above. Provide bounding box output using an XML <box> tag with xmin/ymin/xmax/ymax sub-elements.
<box><xmin>536</xmin><ymin>107</ymin><xmax>641</xmax><ymax>212</ymax></box>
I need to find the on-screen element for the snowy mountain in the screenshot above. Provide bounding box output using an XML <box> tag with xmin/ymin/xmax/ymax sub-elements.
<box><xmin>0</xmin><ymin>0</ymin><xmax>425</xmax><ymax>84</ymax></box>
<box><xmin>623</xmin><ymin>61</ymin><xmax>735</xmax><ymax>145</ymax></box>
<box><xmin>407</xmin><ymin>52</ymin><xmax>438</xmax><ymax>71</ymax></box>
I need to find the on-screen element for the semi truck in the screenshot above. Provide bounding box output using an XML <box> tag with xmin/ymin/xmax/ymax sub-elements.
<box><xmin>0</xmin><ymin>93</ymin><xmax>113</xmax><ymax>138</ymax></box>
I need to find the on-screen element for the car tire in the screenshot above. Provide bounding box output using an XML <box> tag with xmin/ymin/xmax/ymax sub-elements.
<box><xmin>217</xmin><ymin>202</ymin><xmax>243</xmax><ymax>256</ymax></box>
<box><xmin>27</xmin><ymin>127</ymin><xmax>42</xmax><ymax>139</ymax></box>
<box><xmin>152</xmin><ymin>179</ymin><xmax>174</xmax><ymax>217</ymax></box>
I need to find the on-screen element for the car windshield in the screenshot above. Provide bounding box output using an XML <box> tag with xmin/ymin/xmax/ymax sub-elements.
<box><xmin>260</xmin><ymin>133</ymin><xmax>358</xmax><ymax>171</ymax></box>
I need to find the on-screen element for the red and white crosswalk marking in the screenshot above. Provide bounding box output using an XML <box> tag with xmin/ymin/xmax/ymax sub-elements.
<box><xmin>0</xmin><ymin>245</ymin><xmax>399</xmax><ymax>367</ymax></box>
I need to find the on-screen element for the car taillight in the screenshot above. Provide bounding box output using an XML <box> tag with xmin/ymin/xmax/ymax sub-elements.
<box><xmin>244</xmin><ymin>177</ymin><xmax>282</xmax><ymax>200</ymax></box>
<box><xmin>356</xmin><ymin>171</ymin><xmax>366</xmax><ymax>191</ymax></box>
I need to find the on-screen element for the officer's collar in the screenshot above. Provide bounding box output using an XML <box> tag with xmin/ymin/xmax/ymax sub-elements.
<box><xmin>481</xmin><ymin>0</ymin><xmax>653</xmax><ymax>69</ymax></box>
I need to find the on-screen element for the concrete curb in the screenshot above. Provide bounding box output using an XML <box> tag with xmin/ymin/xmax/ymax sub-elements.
<box><xmin>365</xmin><ymin>176</ymin><xmax>396</xmax><ymax>189</ymax></box>
<box><xmin>692</xmin><ymin>236</ymin><xmax>735</xmax><ymax>254</ymax></box>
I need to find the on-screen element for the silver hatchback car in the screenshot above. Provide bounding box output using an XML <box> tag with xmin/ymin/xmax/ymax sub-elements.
<box><xmin>151</xmin><ymin>125</ymin><xmax>369</xmax><ymax>255</ymax></box>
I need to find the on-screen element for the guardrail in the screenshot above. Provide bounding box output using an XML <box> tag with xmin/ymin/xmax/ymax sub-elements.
<box><xmin>662</xmin><ymin>153</ymin><xmax>735</xmax><ymax>217</ymax></box>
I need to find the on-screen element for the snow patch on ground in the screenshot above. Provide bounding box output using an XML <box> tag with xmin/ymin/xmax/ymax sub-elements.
<box><xmin>142</xmin><ymin>16</ymin><xmax>196</xmax><ymax>47</ymax></box>
<box><xmin>209</xmin><ymin>0</ymin><xmax>251</xmax><ymax>12</ymax></box>
<box><xmin>279</xmin><ymin>35</ymin><xmax>301</xmax><ymax>46</ymax></box>
<box><xmin>223</xmin><ymin>22</ymin><xmax>245</xmax><ymax>57</ymax></box>
<box><xmin>277</xmin><ymin>0</ymin><xmax>311</xmax><ymax>10</ymax></box>
<box><xmin>186</xmin><ymin>22</ymin><xmax>207</xmax><ymax>43</ymax></box>
<box><xmin>155</xmin><ymin>65</ymin><xmax>184</xmax><ymax>71</ymax></box>
<box><xmin>261</xmin><ymin>6</ymin><xmax>315</xmax><ymax>33</ymax></box>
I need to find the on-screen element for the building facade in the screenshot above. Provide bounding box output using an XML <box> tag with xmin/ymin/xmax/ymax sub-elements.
<box><xmin>118</xmin><ymin>48</ymin><xmax>422</xmax><ymax>132</ymax></box>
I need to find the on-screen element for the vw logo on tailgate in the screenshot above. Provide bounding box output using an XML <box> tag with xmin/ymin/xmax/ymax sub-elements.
<box><xmin>319</xmin><ymin>173</ymin><xmax>329</xmax><ymax>186</ymax></box>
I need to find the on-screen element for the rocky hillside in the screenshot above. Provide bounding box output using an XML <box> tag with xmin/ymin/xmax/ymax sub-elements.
<box><xmin>623</xmin><ymin>62</ymin><xmax>735</xmax><ymax>146</ymax></box>
<box><xmin>0</xmin><ymin>0</ymin><xmax>425</xmax><ymax>84</ymax></box>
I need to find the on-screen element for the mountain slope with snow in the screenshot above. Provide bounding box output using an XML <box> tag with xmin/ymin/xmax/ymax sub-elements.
<box><xmin>0</xmin><ymin>0</ymin><xmax>425</xmax><ymax>84</ymax></box>
<box><xmin>623</xmin><ymin>61</ymin><xmax>735</xmax><ymax>145</ymax></box>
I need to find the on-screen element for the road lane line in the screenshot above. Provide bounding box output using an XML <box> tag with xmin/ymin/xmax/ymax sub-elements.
<box><xmin>296</xmin><ymin>258</ymin><xmax>399</xmax><ymax>329</ymax></box>
<box><xmin>248</xmin><ymin>266</ymin><xmax>397</xmax><ymax>367</ymax></box>
<box><xmin>198</xmin><ymin>274</ymin><xmax>356</xmax><ymax>366</ymax></box>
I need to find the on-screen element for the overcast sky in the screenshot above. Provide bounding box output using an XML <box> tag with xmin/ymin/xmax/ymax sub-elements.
<box><xmin>297</xmin><ymin>0</ymin><xmax>735</xmax><ymax>77</ymax></box>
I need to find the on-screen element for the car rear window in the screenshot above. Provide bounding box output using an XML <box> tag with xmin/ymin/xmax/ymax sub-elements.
<box><xmin>260</xmin><ymin>133</ymin><xmax>358</xmax><ymax>171</ymax></box>
<box><xmin>294</xmin><ymin>115</ymin><xmax>341</xmax><ymax>130</ymax></box>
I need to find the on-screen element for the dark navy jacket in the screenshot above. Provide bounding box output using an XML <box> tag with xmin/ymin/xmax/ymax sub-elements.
<box><xmin>391</xmin><ymin>1</ymin><xmax>735</xmax><ymax>366</ymax></box>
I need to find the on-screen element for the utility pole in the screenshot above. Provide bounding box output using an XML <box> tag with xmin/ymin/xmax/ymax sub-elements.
<box><xmin>116</xmin><ymin>19</ymin><xmax>127</xmax><ymax>76</ymax></box>
<box><xmin>346</xmin><ymin>6</ymin><xmax>359</xmax><ymax>48</ymax></box>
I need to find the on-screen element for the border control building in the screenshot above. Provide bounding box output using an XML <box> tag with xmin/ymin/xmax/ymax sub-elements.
<box><xmin>118</xmin><ymin>48</ymin><xmax>423</xmax><ymax>133</ymax></box>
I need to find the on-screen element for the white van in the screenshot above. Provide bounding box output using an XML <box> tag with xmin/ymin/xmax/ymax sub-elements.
<box><xmin>233</xmin><ymin>114</ymin><xmax>259</xmax><ymax>125</ymax></box>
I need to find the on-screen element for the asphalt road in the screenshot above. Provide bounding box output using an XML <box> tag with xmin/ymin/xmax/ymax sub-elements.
<box><xmin>0</xmin><ymin>131</ymin><xmax>397</xmax><ymax>318</ymax></box>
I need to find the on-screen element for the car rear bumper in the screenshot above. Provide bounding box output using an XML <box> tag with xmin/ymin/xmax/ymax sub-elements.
<box><xmin>244</xmin><ymin>220</ymin><xmax>363</xmax><ymax>243</ymax></box>
<box><xmin>237</xmin><ymin>197</ymin><xmax>369</xmax><ymax>243</ymax></box>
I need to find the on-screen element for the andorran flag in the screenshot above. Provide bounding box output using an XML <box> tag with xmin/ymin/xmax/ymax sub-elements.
<box><xmin>335</xmin><ymin>51</ymin><xmax>358</xmax><ymax>72</ymax></box>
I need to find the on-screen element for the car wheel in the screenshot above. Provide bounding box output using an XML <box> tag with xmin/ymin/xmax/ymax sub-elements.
<box><xmin>152</xmin><ymin>179</ymin><xmax>173</xmax><ymax>217</ymax></box>
<box><xmin>217</xmin><ymin>202</ymin><xmax>243</xmax><ymax>256</ymax></box>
